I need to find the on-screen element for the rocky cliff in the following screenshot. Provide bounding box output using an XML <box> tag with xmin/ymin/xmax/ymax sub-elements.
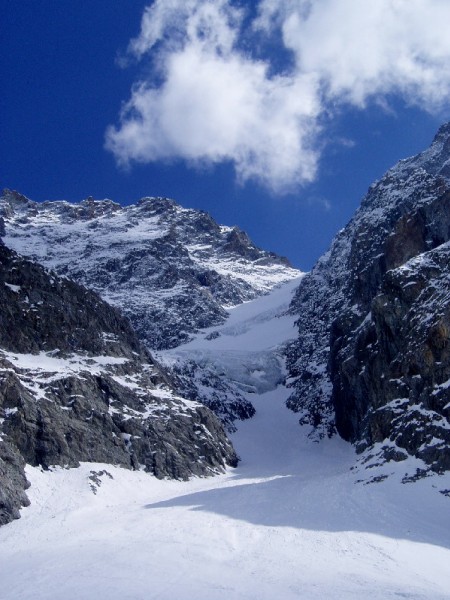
<box><xmin>287</xmin><ymin>123</ymin><xmax>450</xmax><ymax>477</ymax></box>
<box><xmin>0</xmin><ymin>243</ymin><xmax>237</xmax><ymax>526</ymax></box>
<box><xmin>0</xmin><ymin>192</ymin><xmax>300</xmax><ymax>428</ymax></box>
<box><xmin>0</xmin><ymin>192</ymin><xmax>299</xmax><ymax>350</ymax></box>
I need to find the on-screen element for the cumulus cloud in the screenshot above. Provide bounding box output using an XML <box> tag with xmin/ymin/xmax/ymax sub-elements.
<box><xmin>106</xmin><ymin>0</ymin><xmax>450</xmax><ymax>193</ymax></box>
<box><xmin>273</xmin><ymin>0</ymin><xmax>450</xmax><ymax>107</ymax></box>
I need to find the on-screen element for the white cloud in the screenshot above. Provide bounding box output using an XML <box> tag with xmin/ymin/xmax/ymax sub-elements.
<box><xmin>106</xmin><ymin>0</ymin><xmax>450</xmax><ymax>193</ymax></box>
<box><xmin>276</xmin><ymin>0</ymin><xmax>450</xmax><ymax>108</ymax></box>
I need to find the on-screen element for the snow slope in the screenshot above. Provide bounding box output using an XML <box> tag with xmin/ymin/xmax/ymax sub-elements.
<box><xmin>0</xmin><ymin>387</ymin><xmax>449</xmax><ymax>600</ymax></box>
<box><xmin>159</xmin><ymin>276</ymin><xmax>303</xmax><ymax>396</ymax></box>
<box><xmin>151</xmin><ymin>276</ymin><xmax>303</xmax><ymax>429</ymax></box>
<box><xmin>1</xmin><ymin>279</ymin><xmax>449</xmax><ymax>599</ymax></box>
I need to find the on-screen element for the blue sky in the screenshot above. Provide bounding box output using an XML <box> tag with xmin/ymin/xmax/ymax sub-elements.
<box><xmin>2</xmin><ymin>1</ymin><xmax>449</xmax><ymax>270</ymax></box>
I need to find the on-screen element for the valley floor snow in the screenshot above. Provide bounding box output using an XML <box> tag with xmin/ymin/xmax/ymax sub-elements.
<box><xmin>1</xmin><ymin>387</ymin><xmax>449</xmax><ymax>600</ymax></box>
<box><xmin>1</xmin><ymin>280</ymin><xmax>450</xmax><ymax>599</ymax></box>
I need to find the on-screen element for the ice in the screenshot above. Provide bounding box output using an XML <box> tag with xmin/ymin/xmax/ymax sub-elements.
<box><xmin>159</xmin><ymin>277</ymin><xmax>303</xmax><ymax>397</ymax></box>
<box><xmin>4</xmin><ymin>283</ymin><xmax>21</xmax><ymax>293</ymax></box>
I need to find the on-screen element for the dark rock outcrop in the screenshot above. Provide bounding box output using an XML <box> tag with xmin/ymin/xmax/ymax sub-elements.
<box><xmin>168</xmin><ymin>359</ymin><xmax>256</xmax><ymax>433</ymax></box>
<box><xmin>333</xmin><ymin>243</ymin><xmax>450</xmax><ymax>473</ymax></box>
<box><xmin>287</xmin><ymin>123</ymin><xmax>450</xmax><ymax>475</ymax></box>
<box><xmin>0</xmin><ymin>441</ymin><xmax>30</xmax><ymax>526</ymax></box>
<box><xmin>0</xmin><ymin>239</ymin><xmax>145</xmax><ymax>358</ymax></box>
<box><xmin>0</xmin><ymin>243</ymin><xmax>237</xmax><ymax>526</ymax></box>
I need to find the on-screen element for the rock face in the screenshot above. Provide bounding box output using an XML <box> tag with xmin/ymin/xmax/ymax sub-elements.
<box><xmin>0</xmin><ymin>192</ymin><xmax>299</xmax><ymax>350</ymax></box>
<box><xmin>167</xmin><ymin>358</ymin><xmax>256</xmax><ymax>433</ymax></box>
<box><xmin>0</xmin><ymin>243</ymin><xmax>237</xmax><ymax>526</ymax></box>
<box><xmin>0</xmin><ymin>191</ymin><xmax>300</xmax><ymax>428</ymax></box>
<box><xmin>287</xmin><ymin>123</ymin><xmax>450</xmax><ymax>475</ymax></box>
<box><xmin>0</xmin><ymin>441</ymin><xmax>30</xmax><ymax>526</ymax></box>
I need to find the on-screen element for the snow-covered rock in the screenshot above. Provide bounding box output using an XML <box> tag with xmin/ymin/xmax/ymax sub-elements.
<box><xmin>0</xmin><ymin>191</ymin><xmax>300</xmax><ymax>350</ymax></box>
<box><xmin>0</xmin><ymin>243</ymin><xmax>237</xmax><ymax>526</ymax></box>
<box><xmin>287</xmin><ymin>123</ymin><xmax>450</xmax><ymax>476</ymax></box>
<box><xmin>0</xmin><ymin>190</ymin><xmax>301</xmax><ymax>428</ymax></box>
<box><xmin>160</xmin><ymin>276</ymin><xmax>303</xmax><ymax>431</ymax></box>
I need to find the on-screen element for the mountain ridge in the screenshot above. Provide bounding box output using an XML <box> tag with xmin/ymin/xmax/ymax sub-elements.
<box><xmin>0</xmin><ymin>190</ymin><xmax>300</xmax><ymax>350</ymax></box>
<box><xmin>286</xmin><ymin>123</ymin><xmax>450</xmax><ymax>478</ymax></box>
<box><xmin>0</xmin><ymin>190</ymin><xmax>301</xmax><ymax>428</ymax></box>
<box><xmin>0</xmin><ymin>242</ymin><xmax>237</xmax><ymax>526</ymax></box>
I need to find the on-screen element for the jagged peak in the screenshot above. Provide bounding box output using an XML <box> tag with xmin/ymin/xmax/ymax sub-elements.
<box><xmin>386</xmin><ymin>121</ymin><xmax>450</xmax><ymax>182</ymax></box>
<box><xmin>136</xmin><ymin>196</ymin><xmax>177</xmax><ymax>215</ymax></box>
<box><xmin>1</xmin><ymin>189</ymin><xmax>33</xmax><ymax>208</ymax></box>
<box><xmin>432</xmin><ymin>121</ymin><xmax>450</xmax><ymax>143</ymax></box>
<box><xmin>1</xmin><ymin>189</ymin><xmax>300</xmax><ymax>352</ymax></box>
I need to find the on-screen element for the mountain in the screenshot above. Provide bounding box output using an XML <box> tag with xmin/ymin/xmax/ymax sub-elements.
<box><xmin>286</xmin><ymin>123</ymin><xmax>450</xmax><ymax>478</ymax></box>
<box><xmin>3</xmin><ymin>125</ymin><xmax>450</xmax><ymax>485</ymax></box>
<box><xmin>0</xmin><ymin>241</ymin><xmax>237</xmax><ymax>526</ymax></box>
<box><xmin>0</xmin><ymin>191</ymin><xmax>300</xmax><ymax>428</ymax></box>
<box><xmin>0</xmin><ymin>276</ymin><xmax>448</xmax><ymax>599</ymax></box>
<box><xmin>0</xmin><ymin>191</ymin><xmax>299</xmax><ymax>350</ymax></box>
<box><xmin>1</xmin><ymin>133</ymin><xmax>450</xmax><ymax>598</ymax></box>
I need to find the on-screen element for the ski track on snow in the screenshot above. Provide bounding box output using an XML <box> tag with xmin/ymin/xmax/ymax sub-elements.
<box><xmin>1</xmin><ymin>279</ymin><xmax>450</xmax><ymax>600</ymax></box>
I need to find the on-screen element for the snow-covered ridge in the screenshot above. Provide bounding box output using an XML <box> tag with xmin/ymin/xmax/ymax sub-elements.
<box><xmin>286</xmin><ymin>122</ymin><xmax>450</xmax><ymax>476</ymax></box>
<box><xmin>0</xmin><ymin>190</ymin><xmax>301</xmax><ymax>350</ymax></box>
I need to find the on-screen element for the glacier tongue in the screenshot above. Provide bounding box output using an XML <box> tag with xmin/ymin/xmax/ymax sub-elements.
<box><xmin>159</xmin><ymin>277</ymin><xmax>304</xmax><ymax>430</ymax></box>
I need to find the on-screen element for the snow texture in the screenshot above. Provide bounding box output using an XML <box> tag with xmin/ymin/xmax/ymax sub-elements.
<box><xmin>0</xmin><ymin>386</ymin><xmax>448</xmax><ymax>600</ymax></box>
<box><xmin>1</xmin><ymin>276</ymin><xmax>449</xmax><ymax>599</ymax></box>
<box><xmin>0</xmin><ymin>191</ymin><xmax>300</xmax><ymax>350</ymax></box>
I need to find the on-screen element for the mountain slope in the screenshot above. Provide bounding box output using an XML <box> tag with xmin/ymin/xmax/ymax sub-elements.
<box><xmin>0</xmin><ymin>308</ymin><xmax>448</xmax><ymax>599</ymax></box>
<box><xmin>159</xmin><ymin>276</ymin><xmax>303</xmax><ymax>430</ymax></box>
<box><xmin>0</xmin><ymin>242</ymin><xmax>237</xmax><ymax>526</ymax></box>
<box><xmin>0</xmin><ymin>191</ymin><xmax>300</xmax><ymax>350</ymax></box>
<box><xmin>1</xmin><ymin>264</ymin><xmax>449</xmax><ymax>597</ymax></box>
<box><xmin>0</xmin><ymin>191</ymin><xmax>301</xmax><ymax>428</ymax></box>
<box><xmin>287</xmin><ymin>123</ymin><xmax>450</xmax><ymax>476</ymax></box>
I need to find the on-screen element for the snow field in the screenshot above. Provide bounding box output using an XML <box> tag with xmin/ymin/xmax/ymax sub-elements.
<box><xmin>1</xmin><ymin>278</ymin><xmax>449</xmax><ymax>599</ymax></box>
<box><xmin>0</xmin><ymin>385</ymin><xmax>449</xmax><ymax>599</ymax></box>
